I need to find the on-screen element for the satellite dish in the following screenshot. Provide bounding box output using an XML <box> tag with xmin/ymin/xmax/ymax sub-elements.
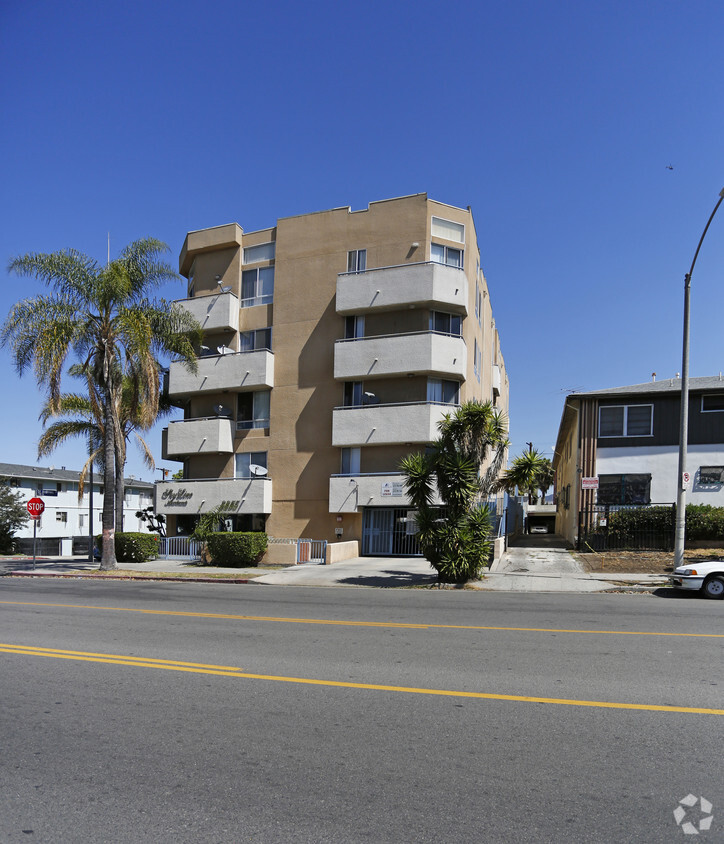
<box><xmin>213</xmin><ymin>404</ymin><xmax>232</xmax><ymax>417</ymax></box>
<box><xmin>217</xmin><ymin>284</ymin><xmax>233</xmax><ymax>294</ymax></box>
<box><xmin>217</xmin><ymin>345</ymin><xmax>232</xmax><ymax>355</ymax></box>
<box><xmin>248</xmin><ymin>464</ymin><xmax>268</xmax><ymax>476</ymax></box>
<box><xmin>363</xmin><ymin>392</ymin><xmax>379</xmax><ymax>405</ymax></box>
<box><xmin>199</xmin><ymin>345</ymin><xmax>211</xmax><ymax>356</ymax></box>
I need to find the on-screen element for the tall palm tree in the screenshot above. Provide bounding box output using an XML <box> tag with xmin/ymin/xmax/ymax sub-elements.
<box><xmin>401</xmin><ymin>400</ymin><xmax>509</xmax><ymax>583</ymax></box>
<box><xmin>2</xmin><ymin>238</ymin><xmax>201</xmax><ymax>569</ymax></box>
<box><xmin>38</xmin><ymin>371</ymin><xmax>171</xmax><ymax>529</ymax></box>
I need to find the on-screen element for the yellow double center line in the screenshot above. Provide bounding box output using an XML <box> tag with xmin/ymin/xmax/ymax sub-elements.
<box><xmin>2</xmin><ymin>642</ymin><xmax>723</xmax><ymax>715</ymax></box>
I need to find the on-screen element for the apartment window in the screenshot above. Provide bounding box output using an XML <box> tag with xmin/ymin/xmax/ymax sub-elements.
<box><xmin>237</xmin><ymin>391</ymin><xmax>271</xmax><ymax>429</ymax></box>
<box><xmin>243</xmin><ymin>242</ymin><xmax>276</xmax><ymax>264</ymax></box>
<box><xmin>347</xmin><ymin>249</ymin><xmax>367</xmax><ymax>273</ymax></box>
<box><xmin>597</xmin><ymin>474</ymin><xmax>651</xmax><ymax>505</ymax></box>
<box><xmin>431</xmin><ymin>216</ymin><xmax>465</xmax><ymax>243</ymax></box>
<box><xmin>431</xmin><ymin>243</ymin><xmax>463</xmax><ymax>268</ymax></box>
<box><xmin>188</xmin><ymin>260</ymin><xmax>195</xmax><ymax>298</ymax></box>
<box><xmin>702</xmin><ymin>394</ymin><xmax>724</xmax><ymax>412</ymax></box>
<box><xmin>56</xmin><ymin>511</ymin><xmax>68</xmax><ymax>524</ymax></box>
<box><xmin>429</xmin><ymin>311</ymin><xmax>462</xmax><ymax>335</ymax></box>
<box><xmin>699</xmin><ymin>466</ymin><xmax>724</xmax><ymax>485</ymax></box>
<box><xmin>239</xmin><ymin>327</ymin><xmax>272</xmax><ymax>351</ymax></box>
<box><xmin>344</xmin><ymin>315</ymin><xmax>365</xmax><ymax>339</ymax></box>
<box><xmin>241</xmin><ymin>267</ymin><xmax>274</xmax><ymax>307</ymax></box>
<box><xmin>343</xmin><ymin>381</ymin><xmax>364</xmax><ymax>406</ymax></box>
<box><xmin>340</xmin><ymin>447</ymin><xmax>361</xmax><ymax>475</ymax></box>
<box><xmin>79</xmin><ymin>513</ymin><xmax>84</xmax><ymax>529</ymax></box>
<box><xmin>235</xmin><ymin>451</ymin><xmax>267</xmax><ymax>479</ymax></box>
<box><xmin>599</xmin><ymin>404</ymin><xmax>653</xmax><ymax>438</ymax></box>
<box><xmin>427</xmin><ymin>378</ymin><xmax>459</xmax><ymax>404</ymax></box>
<box><xmin>474</xmin><ymin>339</ymin><xmax>481</xmax><ymax>382</ymax></box>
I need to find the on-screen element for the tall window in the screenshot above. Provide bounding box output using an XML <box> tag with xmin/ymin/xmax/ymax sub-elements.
<box><xmin>474</xmin><ymin>339</ymin><xmax>481</xmax><ymax>382</ymax></box>
<box><xmin>340</xmin><ymin>447</ymin><xmax>361</xmax><ymax>475</ymax></box>
<box><xmin>235</xmin><ymin>451</ymin><xmax>268</xmax><ymax>478</ymax></box>
<box><xmin>597</xmin><ymin>474</ymin><xmax>651</xmax><ymax>505</ymax></box>
<box><xmin>427</xmin><ymin>378</ymin><xmax>459</xmax><ymax>404</ymax></box>
<box><xmin>347</xmin><ymin>249</ymin><xmax>367</xmax><ymax>273</ymax></box>
<box><xmin>241</xmin><ymin>267</ymin><xmax>274</xmax><ymax>307</ymax></box>
<box><xmin>431</xmin><ymin>243</ymin><xmax>463</xmax><ymax>268</ymax></box>
<box><xmin>429</xmin><ymin>311</ymin><xmax>462</xmax><ymax>335</ymax></box>
<box><xmin>599</xmin><ymin>405</ymin><xmax>653</xmax><ymax>437</ymax></box>
<box><xmin>345</xmin><ymin>315</ymin><xmax>365</xmax><ymax>339</ymax></box>
<box><xmin>343</xmin><ymin>381</ymin><xmax>364</xmax><ymax>406</ymax></box>
<box><xmin>239</xmin><ymin>327</ymin><xmax>272</xmax><ymax>351</ymax></box>
<box><xmin>237</xmin><ymin>391</ymin><xmax>271</xmax><ymax>429</ymax></box>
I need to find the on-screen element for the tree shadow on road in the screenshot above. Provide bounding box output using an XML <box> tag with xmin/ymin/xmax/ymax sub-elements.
<box><xmin>338</xmin><ymin>569</ymin><xmax>438</xmax><ymax>588</ymax></box>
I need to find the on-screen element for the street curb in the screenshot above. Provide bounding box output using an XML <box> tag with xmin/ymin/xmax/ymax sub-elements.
<box><xmin>5</xmin><ymin>571</ymin><xmax>251</xmax><ymax>584</ymax></box>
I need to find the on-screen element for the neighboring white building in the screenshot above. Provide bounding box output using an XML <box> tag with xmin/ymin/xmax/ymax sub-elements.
<box><xmin>1</xmin><ymin>462</ymin><xmax>154</xmax><ymax>555</ymax></box>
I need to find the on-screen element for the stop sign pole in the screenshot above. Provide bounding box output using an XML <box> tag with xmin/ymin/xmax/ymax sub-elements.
<box><xmin>26</xmin><ymin>497</ymin><xmax>45</xmax><ymax>570</ymax></box>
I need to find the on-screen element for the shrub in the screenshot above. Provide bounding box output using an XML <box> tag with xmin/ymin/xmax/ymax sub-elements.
<box><xmin>204</xmin><ymin>532</ymin><xmax>268</xmax><ymax>567</ymax></box>
<box><xmin>97</xmin><ymin>532</ymin><xmax>160</xmax><ymax>563</ymax></box>
<box><xmin>604</xmin><ymin>505</ymin><xmax>724</xmax><ymax>542</ymax></box>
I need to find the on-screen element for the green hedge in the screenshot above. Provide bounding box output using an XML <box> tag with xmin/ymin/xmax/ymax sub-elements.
<box><xmin>605</xmin><ymin>505</ymin><xmax>724</xmax><ymax>541</ymax></box>
<box><xmin>96</xmin><ymin>532</ymin><xmax>160</xmax><ymax>563</ymax></box>
<box><xmin>204</xmin><ymin>532</ymin><xmax>268</xmax><ymax>567</ymax></box>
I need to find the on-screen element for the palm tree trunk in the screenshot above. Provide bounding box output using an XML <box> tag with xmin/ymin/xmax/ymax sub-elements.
<box><xmin>115</xmin><ymin>450</ymin><xmax>124</xmax><ymax>531</ymax></box>
<box><xmin>100</xmin><ymin>390</ymin><xmax>117</xmax><ymax>570</ymax></box>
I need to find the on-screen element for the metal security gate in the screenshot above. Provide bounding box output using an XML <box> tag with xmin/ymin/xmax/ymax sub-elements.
<box><xmin>296</xmin><ymin>539</ymin><xmax>327</xmax><ymax>564</ymax></box>
<box><xmin>362</xmin><ymin>508</ymin><xmax>421</xmax><ymax>556</ymax></box>
<box><xmin>158</xmin><ymin>537</ymin><xmax>202</xmax><ymax>560</ymax></box>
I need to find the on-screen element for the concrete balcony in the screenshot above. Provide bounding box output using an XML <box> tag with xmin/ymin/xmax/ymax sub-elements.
<box><xmin>329</xmin><ymin>473</ymin><xmax>443</xmax><ymax>513</ymax></box>
<box><xmin>334</xmin><ymin>332</ymin><xmax>466</xmax><ymax>381</ymax></box>
<box><xmin>154</xmin><ymin>478</ymin><xmax>272</xmax><ymax>516</ymax></box>
<box><xmin>336</xmin><ymin>262</ymin><xmax>468</xmax><ymax>316</ymax></box>
<box><xmin>163</xmin><ymin>417</ymin><xmax>234</xmax><ymax>458</ymax></box>
<box><xmin>168</xmin><ymin>350</ymin><xmax>274</xmax><ymax>397</ymax></box>
<box><xmin>175</xmin><ymin>292</ymin><xmax>239</xmax><ymax>333</ymax></box>
<box><xmin>332</xmin><ymin>401</ymin><xmax>457</xmax><ymax>447</ymax></box>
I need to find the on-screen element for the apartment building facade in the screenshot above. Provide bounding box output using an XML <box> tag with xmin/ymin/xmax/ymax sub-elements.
<box><xmin>2</xmin><ymin>462</ymin><xmax>154</xmax><ymax>555</ymax></box>
<box><xmin>157</xmin><ymin>194</ymin><xmax>509</xmax><ymax>555</ymax></box>
<box><xmin>553</xmin><ymin>376</ymin><xmax>724</xmax><ymax>547</ymax></box>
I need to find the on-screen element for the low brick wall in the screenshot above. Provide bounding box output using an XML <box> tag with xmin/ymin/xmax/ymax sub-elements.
<box><xmin>325</xmin><ymin>541</ymin><xmax>359</xmax><ymax>565</ymax></box>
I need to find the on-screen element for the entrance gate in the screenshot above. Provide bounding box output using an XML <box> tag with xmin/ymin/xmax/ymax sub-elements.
<box><xmin>362</xmin><ymin>508</ymin><xmax>421</xmax><ymax>556</ymax></box>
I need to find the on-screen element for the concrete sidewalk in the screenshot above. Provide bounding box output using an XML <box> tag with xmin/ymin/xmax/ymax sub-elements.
<box><xmin>1</xmin><ymin>547</ymin><xmax>668</xmax><ymax>592</ymax></box>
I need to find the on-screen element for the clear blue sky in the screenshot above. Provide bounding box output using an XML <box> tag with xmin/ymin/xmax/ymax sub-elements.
<box><xmin>2</xmin><ymin>0</ymin><xmax>723</xmax><ymax>482</ymax></box>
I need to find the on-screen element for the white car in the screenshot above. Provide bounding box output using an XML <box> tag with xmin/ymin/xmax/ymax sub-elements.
<box><xmin>669</xmin><ymin>560</ymin><xmax>724</xmax><ymax>599</ymax></box>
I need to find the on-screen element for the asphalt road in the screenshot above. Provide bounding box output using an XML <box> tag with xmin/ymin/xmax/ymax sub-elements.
<box><xmin>0</xmin><ymin>579</ymin><xmax>722</xmax><ymax>843</ymax></box>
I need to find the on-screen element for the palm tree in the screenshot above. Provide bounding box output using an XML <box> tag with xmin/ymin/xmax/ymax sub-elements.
<box><xmin>496</xmin><ymin>446</ymin><xmax>548</xmax><ymax>504</ymax></box>
<box><xmin>38</xmin><ymin>371</ymin><xmax>171</xmax><ymax>529</ymax></box>
<box><xmin>2</xmin><ymin>238</ymin><xmax>201</xmax><ymax>569</ymax></box>
<box><xmin>401</xmin><ymin>400</ymin><xmax>508</xmax><ymax>583</ymax></box>
<box><xmin>535</xmin><ymin>458</ymin><xmax>555</xmax><ymax>503</ymax></box>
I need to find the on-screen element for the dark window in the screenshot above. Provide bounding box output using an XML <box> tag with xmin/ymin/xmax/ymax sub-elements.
<box><xmin>597</xmin><ymin>474</ymin><xmax>651</xmax><ymax>505</ymax></box>
<box><xmin>347</xmin><ymin>250</ymin><xmax>367</xmax><ymax>273</ymax></box>
<box><xmin>429</xmin><ymin>311</ymin><xmax>462</xmax><ymax>335</ymax></box>
<box><xmin>599</xmin><ymin>405</ymin><xmax>652</xmax><ymax>437</ymax></box>
<box><xmin>343</xmin><ymin>381</ymin><xmax>363</xmax><ymax>406</ymax></box>
<box><xmin>241</xmin><ymin>267</ymin><xmax>274</xmax><ymax>306</ymax></box>
<box><xmin>239</xmin><ymin>327</ymin><xmax>271</xmax><ymax>351</ymax></box>
<box><xmin>344</xmin><ymin>316</ymin><xmax>364</xmax><ymax>339</ymax></box>
<box><xmin>699</xmin><ymin>466</ymin><xmax>724</xmax><ymax>485</ymax></box>
<box><xmin>702</xmin><ymin>394</ymin><xmax>724</xmax><ymax>412</ymax></box>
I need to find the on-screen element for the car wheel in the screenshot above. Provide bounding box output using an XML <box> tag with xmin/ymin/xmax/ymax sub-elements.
<box><xmin>702</xmin><ymin>575</ymin><xmax>724</xmax><ymax>599</ymax></box>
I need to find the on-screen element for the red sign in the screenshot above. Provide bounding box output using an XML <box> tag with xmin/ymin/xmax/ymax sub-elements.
<box><xmin>581</xmin><ymin>477</ymin><xmax>599</xmax><ymax>490</ymax></box>
<box><xmin>27</xmin><ymin>497</ymin><xmax>45</xmax><ymax>519</ymax></box>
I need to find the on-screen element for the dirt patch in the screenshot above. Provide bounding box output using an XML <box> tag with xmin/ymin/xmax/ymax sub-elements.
<box><xmin>572</xmin><ymin>547</ymin><xmax>724</xmax><ymax>574</ymax></box>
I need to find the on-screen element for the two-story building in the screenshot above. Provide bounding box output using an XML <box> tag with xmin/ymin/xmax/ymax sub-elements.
<box><xmin>157</xmin><ymin>193</ymin><xmax>510</xmax><ymax>556</ymax></box>
<box><xmin>2</xmin><ymin>462</ymin><xmax>154</xmax><ymax>555</ymax></box>
<box><xmin>553</xmin><ymin>375</ymin><xmax>724</xmax><ymax>546</ymax></box>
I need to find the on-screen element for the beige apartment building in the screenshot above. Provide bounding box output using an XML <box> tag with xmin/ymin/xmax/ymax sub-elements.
<box><xmin>156</xmin><ymin>193</ymin><xmax>509</xmax><ymax>556</ymax></box>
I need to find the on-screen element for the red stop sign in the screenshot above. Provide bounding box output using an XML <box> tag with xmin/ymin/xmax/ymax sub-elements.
<box><xmin>27</xmin><ymin>497</ymin><xmax>45</xmax><ymax>519</ymax></box>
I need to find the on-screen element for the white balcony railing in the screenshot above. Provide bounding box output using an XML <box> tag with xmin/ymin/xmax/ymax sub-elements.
<box><xmin>174</xmin><ymin>292</ymin><xmax>239</xmax><ymax>333</ymax></box>
<box><xmin>334</xmin><ymin>332</ymin><xmax>466</xmax><ymax>381</ymax></box>
<box><xmin>331</xmin><ymin>401</ymin><xmax>457</xmax><ymax>447</ymax></box>
<box><xmin>168</xmin><ymin>350</ymin><xmax>274</xmax><ymax>397</ymax></box>
<box><xmin>336</xmin><ymin>262</ymin><xmax>468</xmax><ymax>316</ymax></box>
<box><xmin>154</xmin><ymin>478</ymin><xmax>272</xmax><ymax>515</ymax></box>
<box><xmin>329</xmin><ymin>473</ymin><xmax>444</xmax><ymax>513</ymax></box>
<box><xmin>164</xmin><ymin>417</ymin><xmax>234</xmax><ymax>457</ymax></box>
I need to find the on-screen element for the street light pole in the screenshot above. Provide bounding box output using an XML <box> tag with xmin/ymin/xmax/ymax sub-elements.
<box><xmin>674</xmin><ymin>187</ymin><xmax>724</xmax><ymax>569</ymax></box>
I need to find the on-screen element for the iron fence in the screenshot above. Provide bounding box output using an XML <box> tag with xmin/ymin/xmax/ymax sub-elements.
<box><xmin>577</xmin><ymin>503</ymin><xmax>675</xmax><ymax>552</ymax></box>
